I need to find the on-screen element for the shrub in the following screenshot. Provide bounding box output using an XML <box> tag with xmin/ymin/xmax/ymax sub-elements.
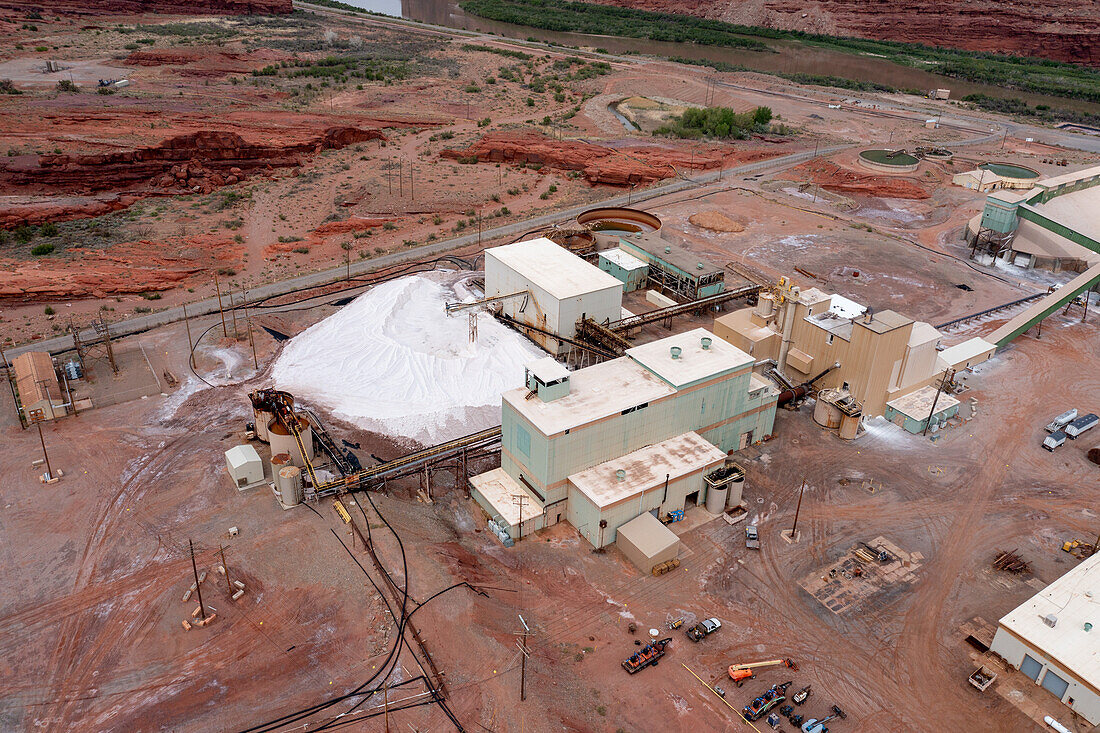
<box><xmin>477</xmin><ymin>117</ymin><xmax>491</xmax><ymax>127</ymax></box>
<box><xmin>383</xmin><ymin>221</ymin><xmax>397</xmax><ymax>230</ymax></box>
<box><xmin>292</xmin><ymin>246</ymin><xmax>310</xmax><ymax>254</ymax></box>
<box><xmin>464</xmin><ymin>83</ymin><xmax>481</xmax><ymax>93</ymax></box>
<box><xmin>44</xmin><ymin>306</ymin><xmax>55</xmax><ymax>315</ymax></box>
<box><xmin>140</xmin><ymin>291</ymin><xmax>162</xmax><ymax>300</ymax></box>
<box><xmin>39</xmin><ymin>222</ymin><xmax>59</xmax><ymax>236</ymax></box>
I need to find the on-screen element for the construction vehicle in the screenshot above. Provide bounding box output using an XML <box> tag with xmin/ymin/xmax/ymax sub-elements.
<box><xmin>728</xmin><ymin>658</ymin><xmax>797</xmax><ymax>686</ymax></box>
<box><xmin>792</xmin><ymin>684</ymin><xmax>812</xmax><ymax>705</ymax></box>
<box><xmin>742</xmin><ymin>682</ymin><xmax>791</xmax><ymax>721</ymax></box>
<box><xmin>686</xmin><ymin>617</ymin><xmax>721</xmax><ymax>642</ymax></box>
<box><xmin>1061</xmin><ymin>539</ymin><xmax>1096</xmax><ymax>559</ymax></box>
<box><xmin>801</xmin><ymin>705</ymin><xmax>847</xmax><ymax>733</ymax></box>
<box><xmin>622</xmin><ymin>637</ymin><xmax>671</xmax><ymax>674</ymax></box>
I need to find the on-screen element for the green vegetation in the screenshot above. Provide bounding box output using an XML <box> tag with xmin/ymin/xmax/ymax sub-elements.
<box><xmin>274</xmin><ymin>56</ymin><xmax>409</xmax><ymax>82</ymax></box>
<box><xmin>961</xmin><ymin>93</ymin><xmax>1100</xmax><ymax>129</ymax></box>
<box><xmin>31</xmin><ymin>243</ymin><xmax>55</xmax><ymax>256</ymax></box>
<box><xmin>461</xmin><ymin>0</ymin><xmax>771</xmax><ymax>52</ymax></box>
<box><xmin>655</xmin><ymin>105</ymin><xmax>772</xmax><ymax>140</ymax></box>
<box><xmin>56</xmin><ymin>79</ymin><xmax>80</xmax><ymax>93</ymax></box>
<box><xmin>461</xmin><ymin>43</ymin><xmax>532</xmax><ymax>60</ymax></box>
<box><xmin>0</xmin><ymin>79</ymin><xmax>21</xmax><ymax>95</ymax></box>
<box><xmin>461</xmin><ymin>0</ymin><xmax>1100</xmax><ymax>102</ymax></box>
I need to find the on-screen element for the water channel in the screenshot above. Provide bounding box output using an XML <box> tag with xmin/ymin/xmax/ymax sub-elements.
<box><xmin>322</xmin><ymin>0</ymin><xmax>1100</xmax><ymax>115</ymax></box>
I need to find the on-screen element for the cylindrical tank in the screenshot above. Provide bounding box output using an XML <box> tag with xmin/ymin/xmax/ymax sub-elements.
<box><xmin>270</xmin><ymin>452</ymin><xmax>292</xmax><ymax>478</ymax></box>
<box><xmin>277</xmin><ymin>465</ymin><xmax>303</xmax><ymax>506</ymax></box>
<box><xmin>754</xmin><ymin>293</ymin><xmax>775</xmax><ymax>319</ymax></box>
<box><xmin>839</xmin><ymin>412</ymin><xmax>861</xmax><ymax>440</ymax></box>
<box><xmin>254</xmin><ymin>406</ymin><xmax>274</xmax><ymax>443</ymax></box>
<box><xmin>705</xmin><ymin>485</ymin><xmax>728</xmax><ymax>514</ymax></box>
<box><xmin>727</xmin><ymin>474</ymin><xmax>745</xmax><ymax>508</ymax></box>
<box><xmin>267</xmin><ymin>415</ymin><xmax>314</xmax><ymax>468</ymax></box>
<box><xmin>814</xmin><ymin>390</ymin><xmax>843</xmax><ymax>429</ymax></box>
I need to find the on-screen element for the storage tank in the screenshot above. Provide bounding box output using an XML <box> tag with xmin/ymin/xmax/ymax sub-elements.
<box><xmin>254</xmin><ymin>405</ymin><xmax>274</xmax><ymax>443</ymax></box>
<box><xmin>838</xmin><ymin>411</ymin><xmax>861</xmax><ymax>440</ymax></box>
<box><xmin>814</xmin><ymin>390</ymin><xmax>844</xmax><ymax>429</ymax></box>
<box><xmin>727</xmin><ymin>471</ymin><xmax>746</xmax><ymax>508</ymax></box>
<box><xmin>267</xmin><ymin>415</ymin><xmax>314</xmax><ymax>468</ymax></box>
<box><xmin>270</xmin><ymin>451</ymin><xmax>292</xmax><ymax>477</ymax></box>
<box><xmin>754</xmin><ymin>293</ymin><xmax>775</xmax><ymax>319</ymax></box>
<box><xmin>277</xmin><ymin>465</ymin><xmax>304</xmax><ymax>506</ymax></box>
<box><xmin>705</xmin><ymin>485</ymin><xmax>728</xmax><ymax>514</ymax></box>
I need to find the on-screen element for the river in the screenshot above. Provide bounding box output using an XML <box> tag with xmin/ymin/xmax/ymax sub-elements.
<box><xmin>324</xmin><ymin>0</ymin><xmax>1099</xmax><ymax>115</ymax></box>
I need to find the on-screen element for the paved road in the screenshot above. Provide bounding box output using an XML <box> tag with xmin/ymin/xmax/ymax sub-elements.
<box><xmin>4</xmin><ymin>146</ymin><xmax>847</xmax><ymax>360</ymax></box>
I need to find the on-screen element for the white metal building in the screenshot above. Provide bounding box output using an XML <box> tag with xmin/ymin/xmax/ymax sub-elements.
<box><xmin>225</xmin><ymin>445</ymin><xmax>264</xmax><ymax>489</ymax></box>
<box><xmin>990</xmin><ymin>552</ymin><xmax>1100</xmax><ymax>724</ymax></box>
<box><xmin>484</xmin><ymin>237</ymin><xmax>623</xmax><ymax>354</ymax></box>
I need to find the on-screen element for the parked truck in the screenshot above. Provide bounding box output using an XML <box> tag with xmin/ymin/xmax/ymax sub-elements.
<box><xmin>1065</xmin><ymin>413</ymin><xmax>1098</xmax><ymax>439</ymax></box>
<box><xmin>746</xmin><ymin>525</ymin><xmax>760</xmax><ymax>549</ymax></box>
<box><xmin>1043</xmin><ymin>430</ymin><xmax>1067</xmax><ymax>451</ymax></box>
<box><xmin>686</xmin><ymin>617</ymin><xmax>721</xmax><ymax>642</ymax></box>
<box><xmin>1045</xmin><ymin>409</ymin><xmax>1078</xmax><ymax>433</ymax></box>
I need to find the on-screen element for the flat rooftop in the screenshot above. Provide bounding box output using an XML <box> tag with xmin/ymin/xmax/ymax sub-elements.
<box><xmin>998</xmin><ymin>551</ymin><xmax>1100</xmax><ymax>689</ymax></box>
<box><xmin>599</xmin><ymin>248</ymin><xmax>648</xmax><ymax>271</ymax></box>
<box><xmin>486</xmin><ymin>237</ymin><xmax>623</xmax><ymax>300</ymax></box>
<box><xmin>886</xmin><ymin>384</ymin><xmax>960</xmax><ymax>419</ymax></box>
<box><xmin>505</xmin><ymin>356</ymin><xmax>675</xmax><ymax>436</ymax></box>
<box><xmin>469</xmin><ymin>467</ymin><xmax>544</xmax><ymax>526</ymax></box>
<box><xmin>856</xmin><ymin>309</ymin><xmax>912</xmax><ymax>335</ymax></box>
<box><xmin>526</xmin><ymin>356</ymin><xmax>570</xmax><ymax>384</ymax></box>
<box><xmin>1037</xmin><ymin>163</ymin><xmax>1100</xmax><ymax>190</ymax></box>
<box><xmin>1031</xmin><ymin>184</ymin><xmax>1100</xmax><ymax>236</ymax></box>
<box><xmin>619</xmin><ymin>232</ymin><xmax>723</xmax><ymax>277</ymax></box>
<box><xmin>626</xmin><ymin>328</ymin><xmax>751</xmax><ymax>389</ymax></box>
<box><xmin>568</xmin><ymin>431</ymin><xmax>726</xmax><ymax>509</ymax></box>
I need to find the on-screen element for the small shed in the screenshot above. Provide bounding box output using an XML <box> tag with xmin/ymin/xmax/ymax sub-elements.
<box><xmin>225</xmin><ymin>444</ymin><xmax>264</xmax><ymax>489</ymax></box>
<box><xmin>598</xmin><ymin>248</ymin><xmax>649</xmax><ymax>292</ymax></box>
<box><xmin>885</xmin><ymin>385</ymin><xmax>961</xmax><ymax>434</ymax></box>
<box><xmin>13</xmin><ymin>351</ymin><xmax>65</xmax><ymax>421</ymax></box>
<box><xmin>616</xmin><ymin>511</ymin><xmax>680</xmax><ymax>573</ymax></box>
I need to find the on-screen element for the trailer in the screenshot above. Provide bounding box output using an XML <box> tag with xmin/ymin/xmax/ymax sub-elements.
<box><xmin>1045</xmin><ymin>409</ymin><xmax>1078</xmax><ymax>433</ymax></box>
<box><xmin>1065</xmin><ymin>413</ymin><xmax>1098</xmax><ymax>439</ymax></box>
<box><xmin>622</xmin><ymin>637</ymin><xmax>671</xmax><ymax>674</ymax></box>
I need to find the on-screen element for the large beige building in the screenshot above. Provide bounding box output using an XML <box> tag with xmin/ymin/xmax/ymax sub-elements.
<box><xmin>714</xmin><ymin>280</ymin><xmax>994</xmax><ymax>418</ymax></box>
<box><xmin>13</xmin><ymin>351</ymin><xmax>65</xmax><ymax>421</ymax></box>
<box><xmin>470</xmin><ymin>328</ymin><xmax>776</xmax><ymax>546</ymax></box>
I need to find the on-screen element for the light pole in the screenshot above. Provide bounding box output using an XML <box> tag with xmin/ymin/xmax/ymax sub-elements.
<box><xmin>28</xmin><ymin>407</ymin><xmax>53</xmax><ymax>480</ymax></box>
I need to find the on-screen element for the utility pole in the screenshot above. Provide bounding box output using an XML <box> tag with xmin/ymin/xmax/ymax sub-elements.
<box><xmin>512</xmin><ymin>494</ymin><xmax>528</xmax><ymax>540</ymax></box>
<box><xmin>28</xmin><ymin>408</ymin><xmax>53</xmax><ymax>479</ymax></box>
<box><xmin>923</xmin><ymin>369</ymin><xmax>954</xmax><ymax>436</ymax></box>
<box><xmin>220</xmin><ymin>545</ymin><xmax>232</xmax><ymax>595</ymax></box>
<box><xmin>1001</xmin><ymin>130</ymin><xmax>1008</xmax><ymax>150</ymax></box>
<box><xmin>789</xmin><ymin>478</ymin><xmax>806</xmax><ymax>539</ymax></box>
<box><xmin>517</xmin><ymin>614</ymin><xmax>531</xmax><ymax>701</ymax></box>
<box><xmin>214</xmin><ymin>270</ymin><xmax>227</xmax><ymax>338</ymax></box>
<box><xmin>477</xmin><ymin>207</ymin><xmax>482</xmax><ymax>247</ymax></box>
<box><xmin>383</xmin><ymin>681</ymin><xmax>390</xmax><ymax>732</ymax></box>
<box><xmin>409</xmin><ymin>160</ymin><xmax>415</xmax><ymax>201</ymax></box>
<box><xmin>182</xmin><ymin>303</ymin><xmax>195</xmax><ymax>368</ymax></box>
<box><xmin>243</xmin><ymin>294</ymin><xmax>258</xmax><ymax>371</ymax></box>
<box><xmin>190</xmin><ymin>539</ymin><xmax>207</xmax><ymax>621</ymax></box>
<box><xmin>228</xmin><ymin>290</ymin><xmax>238</xmax><ymax>340</ymax></box>
<box><xmin>398</xmin><ymin>158</ymin><xmax>403</xmax><ymax>197</ymax></box>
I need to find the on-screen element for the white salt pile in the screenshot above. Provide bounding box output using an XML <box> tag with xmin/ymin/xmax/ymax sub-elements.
<box><xmin>271</xmin><ymin>273</ymin><xmax>544</xmax><ymax>445</ymax></box>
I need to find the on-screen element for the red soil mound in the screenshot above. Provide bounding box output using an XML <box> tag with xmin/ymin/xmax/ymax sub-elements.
<box><xmin>785</xmin><ymin>159</ymin><xmax>930</xmax><ymax>199</ymax></box>
<box><xmin>440</xmin><ymin>131</ymin><xmax>788</xmax><ymax>186</ymax></box>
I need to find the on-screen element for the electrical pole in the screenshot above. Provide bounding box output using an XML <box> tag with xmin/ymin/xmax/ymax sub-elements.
<box><xmin>182</xmin><ymin>303</ymin><xmax>195</xmax><ymax>368</ymax></box>
<box><xmin>383</xmin><ymin>681</ymin><xmax>390</xmax><ymax>732</ymax></box>
<box><xmin>28</xmin><ymin>408</ymin><xmax>53</xmax><ymax>480</ymax></box>
<box><xmin>923</xmin><ymin>369</ymin><xmax>954</xmax><ymax>436</ymax></box>
<box><xmin>214</xmin><ymin>270</ymin><xmax>227</xmax><ymax>338</ymax></box>
<box><xmin>517</xmin><ymin>614</ymin><xmax>531</xmax><ymax>701</ymax></box>
<box><xmin>220</xmin><ymin>545</ymin><xmax>232</xmax><ymax>595</ymax></box>
<box><xmin>512</xmin><ymin>494</ymin><xmax>528</xmax><ymax>540</ymax></box>
<box><xmin>228</xmin><ymin>290</ymin><xmax>238</xmax><ymax>340</ymax></box>
<box><xmin>244</xmin><ymin>294</ymin><xmax>258</xmax><ymax>371</ymax></box>
<box><xmin>789</xmin><ymin>478</ymin><xmax>806</xmax><ymax>539</ymax></box>
<box><xmin>190</xmin><ymin>539</ymin><xmax>207</xmax><ymax>621</ymax></box>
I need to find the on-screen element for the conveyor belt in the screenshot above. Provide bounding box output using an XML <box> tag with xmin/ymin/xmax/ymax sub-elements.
<box><xmin>609</xmin><ymin>283</ymin><xmax>762</xmax><ymax>332</ymax></box>
<box><xmin>316</xmin><ymin>425</ymin><xmax>503</xmax><ymax>494</ymax></box>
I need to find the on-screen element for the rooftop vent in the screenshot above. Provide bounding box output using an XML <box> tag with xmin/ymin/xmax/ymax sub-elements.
<box><xmin>701</xmin><ymin>337</ymin><xmax>712</xmax><ymax>350</ymax></box>
<box><xmin>616</xmin><ymin>469</ymin><xmax>626</xmax><ymax>482</ymax></box>
<box><xmin>697</xmin><ymin>262</ymin><xmax>704</xmax><ymax>270</ymax></box>
<box><xmin>1042</xmin><ymin>613</ymin><xmax>1058</xmax><ymax>628</ymax></box>
<box><xmin>670</xmin><ymin>346</ymin><xmax>682</xmax><ymax>360</ymax></box>
<box><xmin>1085</xmin><ymin>622</ymin><xmax>1093</xmax><ymax>632</ymax></box>
<box><xmin>664</xmin><ymin>246</ymin><xmax>672</xmax><ymax>254</ymax></box>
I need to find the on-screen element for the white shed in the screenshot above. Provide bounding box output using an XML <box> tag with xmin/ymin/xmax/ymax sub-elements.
<box><xmin>484</xmin><ymin>237</ymin><xmax>623</xmax><ymax>355</ymax></box>
<box><xmin>225</xmin><ymin>445</ymin><xmax>264</xmax><ymax>489</ymax></box>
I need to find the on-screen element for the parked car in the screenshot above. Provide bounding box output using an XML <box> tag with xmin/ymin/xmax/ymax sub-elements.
<box><xmin>686</xmin><ymin>617</ymin><xmax>721</xmax><ymax>642</ymax></box>
<box><xmin>1043</xmin><ymin>431</ymin><xmax>1067</xmax><ymax>452</ymax></box>
<box><xmin>1065</xmin><ymin>413</ymin><xmax>1098</xmax><ymax>439</ymax></box>
<box><xmin>746</xmin><ymin>525</ymin><xmax>760</xmax><ymax>549</ymax></box>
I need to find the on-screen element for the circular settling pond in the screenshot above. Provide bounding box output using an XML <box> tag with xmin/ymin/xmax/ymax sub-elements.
<box><xmin>979</xmin><ymin>162</ymin><xmax>1040</xmax><ymax>180</ymax></box>
<box><xmin>576</xmin><ymin>207</ymin><xmax>662</xmax><ymax>236</ymax></box>
<box><xmin>859</xmin><ymin>149</ymin><xmax>920</xmax><ymax>167</ymax></box>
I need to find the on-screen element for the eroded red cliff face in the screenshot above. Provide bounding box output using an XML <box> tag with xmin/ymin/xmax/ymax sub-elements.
<box><xmin>588</xmin><ymin>0</ymin><xmax>1099</xmax><ymax>66</ymax></box>
<box><xmin>0</xmin><ymin>0</ymin><xmax>291</xmax><ymax>16</ymax></box>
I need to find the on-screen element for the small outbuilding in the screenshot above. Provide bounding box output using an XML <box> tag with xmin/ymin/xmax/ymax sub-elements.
<box><xmin>13</xmin><ymin>351</ymin><xmax>65</xmax><ymax>421</ymax></box>
<box><xmin>953</xmin><ymin>169</ymin><xmax>1003</xmax><ymax>192</ymax></box>
<box><xmin>884</xmin><ymin>385</ymin><xmax>960</xmax><ymax>434</ymax></box>
<box><xmin>225</xmin><ymin>444</ymin><xmax>264</xmax><ymax>489</ymax></box>
<box><xmin>598</xmin><ymin>248</ymin><xmax>649</xmax><ymax>292</ymax></box>
<box><xmin>615</xmin><ymin>511</ymin><xmax>680</xmax><ymax>573</ymax></box>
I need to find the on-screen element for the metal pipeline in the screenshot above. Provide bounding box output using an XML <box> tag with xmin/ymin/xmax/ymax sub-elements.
<box><xmin>777</xmin><ymin>384</ymin><xmax>810</xmax><ymax>406</ymax></box>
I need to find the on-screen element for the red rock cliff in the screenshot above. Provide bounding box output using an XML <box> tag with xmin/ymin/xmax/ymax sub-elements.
<box><xmin>0</xmin><ymin>0</ymin><xmax>292</xmax><ymax>15</ymax></box>
<box><xmin>586</xmin><ymin>0</ymin><xmax>1099</xmax><ymax>66</ymax></box>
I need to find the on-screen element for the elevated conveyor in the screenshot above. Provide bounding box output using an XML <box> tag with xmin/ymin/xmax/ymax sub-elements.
<box><xmin>986</xmin><ymin>263</ymin><xmax>1100</xmax><ymax>346</ymax></box>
